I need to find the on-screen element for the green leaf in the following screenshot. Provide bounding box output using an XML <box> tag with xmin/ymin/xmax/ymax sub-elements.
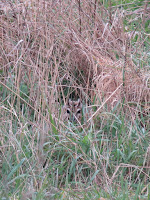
<box><xmin>87</xmin><ymin>170</ymin><xmax>99</xmax><ymax>186</ymax></box>
<box><xmin>48</xmin><ymin>107</ymin><xmax>59</xmax><ymax>140</ymax></box>
<box><xmin>7</xmin><ymin>158</ymin><xmax>26</xmax><ymax>181</ymax></box>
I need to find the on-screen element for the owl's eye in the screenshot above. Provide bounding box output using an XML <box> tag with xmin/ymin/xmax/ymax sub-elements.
<box><xmin>67</xmin><ymin>109</ymin><xmax>70</xmax><ymax>114</ymax></box>
<box><xmin>77</xmin><ymin>110</ymin><xmax>81</xmax><ymax>114</ymax></box>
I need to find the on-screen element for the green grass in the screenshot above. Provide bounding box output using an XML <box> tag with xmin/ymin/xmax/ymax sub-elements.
<box><xmin>0</xmin><ymin>102</ymin><xmax>150</xmax><ymax>199</ymax></box>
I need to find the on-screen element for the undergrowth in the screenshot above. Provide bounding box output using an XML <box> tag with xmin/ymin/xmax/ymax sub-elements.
<box><xmin>0</xmin><ymin>0</ymin><xmax>150</xmax><ymax>199</ymax></box>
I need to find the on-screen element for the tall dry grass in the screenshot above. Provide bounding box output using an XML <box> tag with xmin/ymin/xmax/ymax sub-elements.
<box><xmin>0</xmin><ymin>0</ymin><xmax>149</xmax><ymax>126</ymax></box>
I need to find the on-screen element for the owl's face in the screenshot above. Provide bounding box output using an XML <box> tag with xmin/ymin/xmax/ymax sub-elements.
<box><xmin>63</xmin><ymin>99</ymin><xmax>82</xmax><ymax>123</ymax></box>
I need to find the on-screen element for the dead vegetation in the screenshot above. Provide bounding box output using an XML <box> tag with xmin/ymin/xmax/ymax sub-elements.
<box><xmin>0</xmin><ymin>0</ymin><xmax>149</xmax><ymax>121</ymax></box>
